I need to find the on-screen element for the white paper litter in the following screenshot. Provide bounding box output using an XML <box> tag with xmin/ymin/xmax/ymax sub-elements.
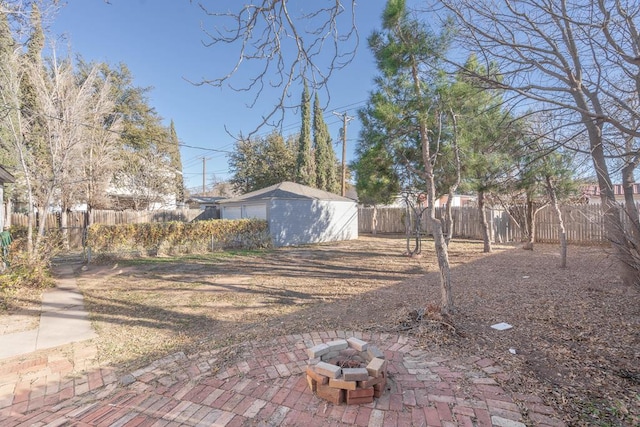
<box><xmin>491</xmin><ymin>322</ymin><xmax>513</xmax><ymax>331</ymax></box>
<box><xmin>509</xmin><ymin>348</ymin><xmax>517</xmax><ymax>354</ymax></box>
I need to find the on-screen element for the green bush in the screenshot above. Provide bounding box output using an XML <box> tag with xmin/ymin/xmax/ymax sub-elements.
<box><xmin>86</xmin><ymin>219</ymin><xmax>271</xmax><ymax>259</ymax></box>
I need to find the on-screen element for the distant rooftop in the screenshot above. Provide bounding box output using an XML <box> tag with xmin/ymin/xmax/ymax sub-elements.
<box><xmin>0</xmin><ymin>165</ymin><xmax>15</xmax><ymax>184</ymax></box>
<box><xmin>218</xmin><ymin>181</ymin><xmax>353</xmax><ymax>204</ymax></box>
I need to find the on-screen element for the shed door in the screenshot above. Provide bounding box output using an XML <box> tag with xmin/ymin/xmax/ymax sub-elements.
<box><xmin>223</xmin><ymin>206</ymin><xmax>242</xmax><ymax>219</ymax></box>
<box><xmin>243</xmin><ymin>204</ymin><xmax>267</xmax><ymax>220</ymax></box>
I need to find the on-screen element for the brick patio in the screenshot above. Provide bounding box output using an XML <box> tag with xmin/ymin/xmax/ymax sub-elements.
<box><xmin>0</xmin><ymin>331</ymin><xmax>566</xmax><ymax>426</ymax></box>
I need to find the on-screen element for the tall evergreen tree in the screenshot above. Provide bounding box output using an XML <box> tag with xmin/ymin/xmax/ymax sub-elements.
<box><xmin>18</xmin><ymin>4</ymin><xmax>46</xmax><ymax>257</ymax></box>
<box><xmin>168</xmin><ymin>120</ymin><xmax>185</xmax><ymax>203</ymax></box>
<box><xmin>295</xmin><ymin>81</ymin><xmax>315</xmax><ymax>186</ymax></box>
<box><xmin>90</xmin><ymin>62</ymin><xmax>177</xmax><ymax>209</ymax></box>
<box><xmin>20</xmin><ymin>2</ymin><xmax>45</xmax><ymax>160</ymax></box>
<box><xmin>352</xmin><ymin>102</ymin><xmax>402</xmax><ymax>206</ymax></box>
<box><xmin>26</xmin><ymin>4</ymin><xmax>44</xmax><ymax>65</ymax></box>
<box><xmin>313</xmin><ymin>93</ymin><xmax>339</xmax><ymax>193</ymax></box>
<box><xmin>0</xmin><ymin>9</ymin><xmax>12</xmax><ymax>58</ymax></box>
<box><xmin>0</xmin><ymin>9</ymin><xmax>16</xmax><ymax>167</ymax></box>
<box><xmin>454</xmin><ymin>55</ymin><xmax>520</xmax><ymax>253</ymax></box>
<box><xmin>367</xmin><ymin>0</ymin><xmax>454</xmax><ymax>313</ymax></box>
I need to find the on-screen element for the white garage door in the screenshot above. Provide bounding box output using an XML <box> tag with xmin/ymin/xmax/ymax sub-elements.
<box><xmin>243</xmin><ymin>204</ymin><xmax>267</xmax><ymax>220</ymax></box>
<box><xmin>223</xmin><ymin>206</ymin><xmax>242</xmax><ymax>219</ymax></box>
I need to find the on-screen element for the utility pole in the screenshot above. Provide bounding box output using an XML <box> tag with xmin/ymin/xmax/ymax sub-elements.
<box><xmin>333</xmin><ymin>111</ymin><xmax>353</xmax><ymax>197</ymax></box>
<box><xmin>202</xmin><ymin>157</ymin><xmax>206</xmax><ymax>194</ymax></box>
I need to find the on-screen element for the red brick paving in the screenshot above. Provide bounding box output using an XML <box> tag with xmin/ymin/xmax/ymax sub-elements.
<box><xmin>0</xmin><ymin>331</ymin><xmax>566</xmax><ymax>426</ymax></box>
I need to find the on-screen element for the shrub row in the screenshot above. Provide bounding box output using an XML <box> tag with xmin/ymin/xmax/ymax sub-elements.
<box><xmin>87</xmin><ymin>219</ymin><xmax>271</xmax><ymax>258</ymax></box>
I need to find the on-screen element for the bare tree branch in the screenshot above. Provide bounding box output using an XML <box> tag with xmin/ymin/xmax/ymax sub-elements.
<box><xmin>432</xmin><ymin>0</ymin><xmax>639</xmax><ymax>285</ymax></box>
<box><xmin>190</xmin><ymin>1</ymin><xmax>358</xmax><ymax>136</ymax></box>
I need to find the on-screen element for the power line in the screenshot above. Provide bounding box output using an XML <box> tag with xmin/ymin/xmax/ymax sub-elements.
<box><xmin>179</xmin><ymin>143</ymin><xmax>232</xmax><ymax>154</ymax></box>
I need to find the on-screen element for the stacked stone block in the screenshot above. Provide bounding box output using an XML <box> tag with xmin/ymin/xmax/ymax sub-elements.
<box><xmin>305</xmin><ymin>337</ymin><xmax>387</xmax><ymax>405</ymax></box>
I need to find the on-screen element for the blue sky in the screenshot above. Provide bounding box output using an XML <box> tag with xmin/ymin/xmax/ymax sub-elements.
<box><xmin>50</xmin><ymin>1</ymin><xmax>391</xmax><ymax>193</ymax></box>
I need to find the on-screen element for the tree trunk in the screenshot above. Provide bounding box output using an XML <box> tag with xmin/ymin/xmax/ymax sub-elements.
<box><xmin>61</xmin><ymin>205</ymin><xmax>69</xmax><ymax>251</ymax></box>
<box><xmin>621</xmin><ymin>160</ymin><xmax>640</xmax><ymax>244</ymax></box>
<box><xmin>546</xmin><ymin>176</ymin><xmax>567</xmax><ymax>268</ymax></box>
<box><xmin>372</xmin><ymin>205</ymin><xmax>378</xmax><ymax>235</ymax></box>
<box><xmin>445</xmin><ymin>109</ymin><xmax>461</xmax><ymax>247</ymax></box>
<box><xmin>27</xmin><ymin>204</ymin><xmax>34</xmax><ymax>259</ymax></box>
<box><xmin>35</xmin><ymin>190</ymin><xmax>54</xmax><ymax>253</ymax></box>
<box><xmin>410</xmin><ymin>57</ymin><xmax>453</xmax><ymax>314</ymax></box>
<box><xmin>430</xmin><ymin>214</ymin><xmax>453</xmax><ymax>311</ymax></box>
<box><xmin>478</xmin><ymin>190</ymin><xmax>492</xmax><ymax>252</ymax></box>
<box><xmin>621</xmin><ymin>159</ymin><xmax>640</xmax><ymax>283</ymax></box>
<box><xmin>527</xmin><ymin>199</ymin><xmax>533</xmax><ymax>244</ymax></box>
<box><xmin>523</xmin><ymin>197</ymin><xmax>535</xmax><ymax>250</ymax></box>
<box><xmin>585</xmin><ymin>120</ymin><xmax>637</xmax><ymax>286</ymax></box>
<box><xmin>16</xmin><ymin>144</ymin><xmax>35</xmax><ymax>258</ymax></box>
<box><xmin>444</xmin><ymin>192</ymin><xmax>454</xmax><ymax>246</ymax></box>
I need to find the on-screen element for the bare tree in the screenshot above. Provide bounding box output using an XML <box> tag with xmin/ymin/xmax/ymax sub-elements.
<box><xmin>436</xmin><ymin>0</ymin><xmax>640</xmax><ymax>286</ymax></box>
<box><xmin>80</xmin><ymin>70</ymin><xmax>122</xmax><ymax>217</ymax></box>
<box><xmin>193</xmin><ymin>1</ymin><xmax>358</xmax><ymax>134</ymax></box>
<box><xmin>27</xmin><ymin>50</ymin><xmax>122</xmax><ymax>250</ymax></box>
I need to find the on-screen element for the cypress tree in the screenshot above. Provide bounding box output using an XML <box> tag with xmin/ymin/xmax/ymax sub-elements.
<box><xmin>20</xmin><ymin>4</ymin><xmax>45</xmax><ymax>137</ymax></box>
<box><xmin>20</xmin><ymin>4</ymin><xmax>47</xmax><ymax>191</ymax></box>
<box><xmin>313</xmin><ymin>93</ymin><xmax>339</xmax><ymax>193</ymax></box>
<box><xmin>26</xmin><ymin>5</ymin><xmax>44</xmax><ymax>66</ymax></box>
<box><xmin>0</xmin><ymin>9</ymin><xmax>13</xmax><ymax>59</ymax></box>
<box><xmin>168</xmin><ymin>120</ymin><xmax>185</xmax><ymax>203</ymax></box>
<box><xmin>295</xmin><ymin>81</ymin><xmax>315</xmax><ymax>186</ymax></box>
<box><xmin>21</xmin><ymin>4</ymin><xmax>44</xmax><ymax>113</ymax></box>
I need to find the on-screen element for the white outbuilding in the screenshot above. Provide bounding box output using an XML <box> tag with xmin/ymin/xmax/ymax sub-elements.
<box><xmin>217</xmin><ymin>181</ymin><xmax>358</xmax><ymax>247</ymax></box>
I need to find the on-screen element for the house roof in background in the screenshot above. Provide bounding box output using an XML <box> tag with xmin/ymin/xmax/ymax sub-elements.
<box><xmin>187</xmin><ymin>196</ymin><xmax>226</xmax><ymax>204</ymax></box>
<box><xmin>582</xmin><ymin>183</ymin><xmax>640</xmax><ymax>196</ymax></box>
<box><xmin>217</xmin><ymin>181</ymin><xmax>353</xmax><ymax>204</ymax></box>
<box><xmin>0</xmin><ymin>166</ymin><xmax>15</xmax><ymax>184</ymax></box>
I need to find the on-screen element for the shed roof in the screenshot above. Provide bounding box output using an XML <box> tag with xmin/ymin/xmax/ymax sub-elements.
<box><xmin>0</xmin><ymin>165</ymin><xmax>15</xmax><ymax>184</ymax></box>
<box><xmin>217</xmin><ymin>181</ymin><xmax>352</xmax><ymax>204</ymax></box>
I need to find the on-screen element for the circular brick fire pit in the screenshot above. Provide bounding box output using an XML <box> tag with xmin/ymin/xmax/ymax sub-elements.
<box><xmin>305</xmin><ymin>337</ymin><xmax>387</xmax><ymax>405</ymax></box>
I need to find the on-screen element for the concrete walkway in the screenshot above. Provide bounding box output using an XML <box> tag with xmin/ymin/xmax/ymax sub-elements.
<box><xmin>0</xmin><ymin>263</ymin><xmax>96</xmax><ymax>359</ymax></box>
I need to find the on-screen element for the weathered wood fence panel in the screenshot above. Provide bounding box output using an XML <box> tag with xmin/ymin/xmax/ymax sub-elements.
<box><xmin>359</xmin><ymin>203</ymin><xmax>639</xmax><ymax>244</ymax></box>
<box><xmin>358</xmin><ymin>206</ymin><xmax>523</xmax><ymax>243</ymax></box>
<box><xmin>10</xmin><ymin>209</ymin><xmax>206</xmax><ymax>229</ymax></box>
<box><xmin>535</xmin><ymin>205</ymin><xmax>606</xmax><ymax>243</ymax></box>
<box><xmin>88</xmin><ymin>209</ymin><xmax>205</xmax><ymax>224</ymax></box>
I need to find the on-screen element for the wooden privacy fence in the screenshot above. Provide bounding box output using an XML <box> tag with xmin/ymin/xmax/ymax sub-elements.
<box><xmin>8</xmin><ymin>204</ymin><xmax>639</xmax><ymax>248</ymax></box>
<box><xmin>358</xmin><ymin>206</ymin><xmax>521</xmax><ymax>243</ymax></box>
<box><xmin>10</xmin><ymin>208</ymin><xmax>209</xmax><ymax>229</ymax></box>
<box><xmin>359</xmin><ymin>204</ymin><xmax>640</xmax><ymax>244</ymax></box>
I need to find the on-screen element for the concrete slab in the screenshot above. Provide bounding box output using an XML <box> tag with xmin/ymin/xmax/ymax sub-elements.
<box><xmin>36</xmin><ymin>305</ymin><xmax>96</xmax><ymax>350</ymax></box>
<box><xmin>0</xmin><ymin>263</ymin><xmax>96</xmax><ymax>360</ymax></box>
<box><xmin>0</xmin><ymin>328</ymin><xmax>38</xmax><ymax>359</ymax></box>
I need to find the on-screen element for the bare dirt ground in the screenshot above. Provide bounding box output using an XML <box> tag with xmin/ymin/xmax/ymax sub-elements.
<box><xmin>2</xmin><ymin>234</ymin><xmax>639</xmax><ymax>425</ymax></box>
